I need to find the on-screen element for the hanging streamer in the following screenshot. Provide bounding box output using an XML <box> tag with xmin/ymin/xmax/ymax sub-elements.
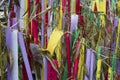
<box><xmin>18</xmin><ymin>32</ymin><xmax>33</xmax><ymax>80</ymax></box>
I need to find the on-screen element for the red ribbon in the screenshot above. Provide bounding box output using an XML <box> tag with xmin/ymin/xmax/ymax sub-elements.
<box><xmin>10</xmin><ymin>1</ymin><xmax>16</xmax><ymax>27</ymax></box>
<box><xmin>62</xmin><ymin>0</ymin><xmax>66</xmax><ymax>13</ymax></box>
<box><xmin>73</xmin><ymin>41</ymin><xmax>80</xmax><ymax>79</ymax></box>
<box><xmin>22</xmin><ymin>63</ymin><xmax>29</xmax><ymax>80</ymax></box>
<box><xmin>47</xmin><ymin>60</ymin><xmax>58</xmax><ymax>80</ymax></box>
<box><xmin>65</xmin><ymin>33</ymin><xmax>71</xmax><ymax>78</ymax></box>
<box><xmin>31</xmin><ymin>19</ymin><xmax>39</xmax><ymax>44</ymax></box>
<box><xmin>45</xmin><ymin>3</ymin><xmax>48</xmax><ymax>47</ymax></box>
<box><xmin>28</xmin><ymin>0</ymin><xmax>31</xmax><ymax>34</ymax></box>
<box><xmin>76</xmin><ymin>0</ymin><xmax>81</xmax><ymax>15</ymax></box>
<box><xmin>65</xmin><ymin>0</ymin><xmax>71</xmax><ymax>78</ymax></box>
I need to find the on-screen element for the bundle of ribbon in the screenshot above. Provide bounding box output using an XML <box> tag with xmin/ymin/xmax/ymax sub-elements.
<box><xmin>0</xmin><ymin>0</ymin><xmax>120</xmax><ymax>80</ymax></box>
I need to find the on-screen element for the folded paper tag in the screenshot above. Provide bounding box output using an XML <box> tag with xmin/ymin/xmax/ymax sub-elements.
<box><xmin>99</xmin><ymin>0</ymin><xmax>106</xmax><ymax>14</ymax></box>
<box><xmin>92</xmin><ymin>0</ymin><xmax>99</xmax><ymax>12</ymax></box>
<box><xmin>47</xmin><ymin>28</ymin><xmax>63</xmax><ymax>55</ymax></box>
<box><xmin>92</xmin><ymin>0</ymin><xmax>106</xmax><ymax>14</ymax></box>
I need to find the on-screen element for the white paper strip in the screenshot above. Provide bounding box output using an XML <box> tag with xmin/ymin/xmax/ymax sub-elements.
<box><xmin>70</xmin><ymin>14</ymin><xmax>78</xmax><ymax>33</ymax></box>
<box><xmin>19</xmin><ymin>0</ymin><xmax>25</xmax><ymax>30</ymax></box>
<box><xmin>11</xmin><ymin>30</ymin><xmax>18</xmax><ymax>80</ymax></box>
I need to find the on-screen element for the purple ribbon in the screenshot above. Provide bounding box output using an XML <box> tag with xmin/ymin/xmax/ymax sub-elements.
<box><xmin>118</xmin><ymin>60</ymin><xmax>120</xmax><ymax>75</ymax></box>
<box><xmin>5</xmin><ymin>28</ymin><xmax>12</xmax><ymax>50</ymax></box>
<box><xmin>70</xmin><ymin>14</ymin><xmax>78</xmax><ymax>33</ymax></box>
<box><xmin>12</xmin><ymin>18</ymin><xmax>18</xmax><ymax>29</ymax></box>
<box><xmin>11</xmin><ymin>30</ymin><xmax>18</xmax><ymax>80</ymax></box>
<box><xmin>7</xmin><ymin>64</ymin><xmax>11</xmax><ymax>80</ymax></box>
<box><xmin>41</xmin><ymin>0</ymin><xmax>44</xmax><ymax>47</ymax></box>
<box><xmin>113</xmin><ymin>16</ymin><xmax>118</xmax><ymax>28</ymax></box>
<box><xmin>41</xmin><ymin>0</ymin><xmax>48</xmax><ymax>80</ymax></box>
<box><xmin>90</xmin><ymin>49</ymin><xmax>96</xmax><ymax>80</ymax></box>
<box><xmin>18</xmin><ymin>32</ymin><xmax>33</xmax><ymax>80</ymax></box>
<box><xmin>84</xmin><ymin>49</ymin><xmax>91</xmax><ymax>80</ymax></box>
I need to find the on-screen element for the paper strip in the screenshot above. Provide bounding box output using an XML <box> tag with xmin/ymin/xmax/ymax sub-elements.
<box><xmin>18</xmin><ymin>32</ymin><xmax>33</xmax><ymax>80</ymax></box>
<box><xmin>43</xmin><ymin>57</ymin><xmax>47</xmax><ymax>80</ymax></box>
<box><xmin>47</xmin><ymin>28</ymin><xmax>63</xmax><ymax>55</ymax></box>
<box><xmin>24</xmin><ymin>0</ymin><xmax>28</xmax><ymax>32</ymax></box>
<box><xmin>113</xmin><ymin>16</ymin><xmax>118</xmax><ymax>28</ymax></box>
<box><xmin>65</xmin><ymin>34</ymin><xmax>71</xmax><ymax>78</ymax></box>
<box><xmin>90</xmin><ymin>49</ymin><xmax>96</xmax><ymax>80</ymax></box>
<box><xmin>41</xmin><ymin>0</ymin><xmax>44</xmax><ymax>47</ymax></box>
<box><xmin>19</xmin><ymin>0</ymin><xmax>25</xmax><ymax>30</ymax></box>
<box><xmin>73</xmin><ymin>55</ymin><xmax>80</xmax><ymax>79</ymax></box>
<box><xmin>56</xmin><ymin>0</ymin><xmax>63</xmax><ymax>67</ymax></box>
<box><xmin>117</xmin><ymin>60</ymin><xmax>120</xmax><ymax>75</ymax></box>
<box><xmin>31</xmin><ymin>19</ymin><xmax>38</xmax><ymax>44</ymax></box>
<box><xmin>11</xmin><ymin>30</ymin><xmax>18</xmax><ymax>80</ymax></box>
<box><xmin>62</xmin><ymin>63</ymin><xmax>68</xmax><ymax>80</ymax></box>
<box><xmin>76</xmin><ymin>0</ymin><xmax>80</xmax><ymax>15</ymax></box>
<box><xmin>73</xmin><ymin>41</ymin><xmax>80</xmax><ymax>78</ymax></box>
<box><xmin>47</xmin><ymin>60</ymin><xmax>58</xmax><ymax>80</ymax></box>
<box><xmin>108</xmin><ymin>67</ymin><xmax>112</xmax><ymax>80</ymax></box>
<box><xmin>112</xmin><ymin>54</ymin><xmax>117</xmax><ymax>80</ymax></box>
<box><xmin>12</xmin><ymin>18</ymin><xmax>18</xmax><ymax>29</ymax></box>
<box><xmin>99</xmin><ymin>0</ymin><xmax>106</xmax><ymax>14</ymax></box>
<box><xmin>5</xmin><ymin>28</ymin><xmax>12</xmax><ymax>50</ymax></box>
<box><xmin>7</xmin><ymin>64</ymin><xmax>11</xmax><ymax>80</ymax></box>
<box><xmin>84</xmin><ymin>49</ymin><xmax>91</xmax><ymax>80</ymax></box>
<box><xmin>96</xmin><ymin>59</ymin><xmax>102</xmax><ymax>80</ymax></box>
<box><xmin>70</xmin><ymin>14</ymin><xmax>78</xmax><ymax>33</ymax></box>
<box><xmin>77</xmin><ymin>38</ymin><xmax>85</xmax><ymax>80</ymax></box>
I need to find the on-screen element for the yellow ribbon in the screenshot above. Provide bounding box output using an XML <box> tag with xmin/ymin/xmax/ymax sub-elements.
<box><xmin>108</xmin><ymin>67</ymin><xmax>112</xmax><ymax>80</ymax></box>
<box><xmin>115</xmin><ymin>19</ymin><xmax>120</xmax><ymax>54</ymax></box>
<box><xmin>71</xmin><ymin>0</ymin><xmax>76</xmax><ymax>14</ymax></box>
<box><xmin>117</xmin><ymin>1</ymin><xmax>120</xmax><ymax>8</ymax></box>
<box><xmin>100</xmin><ymin>15</ymin><xmax>105</xmax><ymax>27</ymax></box>
<box><xmin>96</xmin><ymin>59</ymin><xmax>102</xmax><ymax>80</ymax></box>
<box><xmin>77</xmin><ymin>38</ymin><xmax>85</xmax><ymax>80</ymax></box>
<box><xmin>95</xmin><ymin>30</ymin><xmax>101</xmax><ymax>51</ymax></box>
<box><xmin>47</xmin><ymin>28</ymin><xmax>63</xmax><ymax>56</ymax></box>
<box><xmin>55</xmin><ymin>1</ymin><xmax>63</xmax><ymax>67</ymax></box>
<box><xmin>24</xmin><ymin>0</ymin><xmax>28</xmax><ymax>33</ymax></box>
<box><xmin>41</xmin><ymin>65</ymin><xmax>44</xmax><ymax>80</ymax></box>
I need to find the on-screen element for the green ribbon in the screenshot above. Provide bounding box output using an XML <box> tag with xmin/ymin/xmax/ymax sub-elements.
<box><xmin>89</xmin><ymin>12</ymin><xmax>93</xmax><ymax>23</ymax></box>
<box><xmin>71</xmin><ymin>30</ymin><xmax>80</xmax><ymax>49</ymax></box>
<box><xmin>97</xmin><ymin>14</ymin><xmax>100</xmax><ymax>28</ymax></box>
<box><xmin>97</xmin><ymin>46</ymin><xmax>101</xmax><ymax>59</ymax></box>
<box><xmin>112</xmin><ymin>54</ymin><xmax>117</xmax><ymax>80</ymax></box>
<box><xmin>62</xmin><ymin>63</ymin><xmax>68</xmax><ymax>80</ymax></box>
<box><xmin>112</xmin><ymin>0</ymin><xmax>116</xmax><ymax>10</ymax></box>
<box><xmin>52</xmin><ymin>1</ymin><xmax>57</xmax><ymax>27</ymax></box>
